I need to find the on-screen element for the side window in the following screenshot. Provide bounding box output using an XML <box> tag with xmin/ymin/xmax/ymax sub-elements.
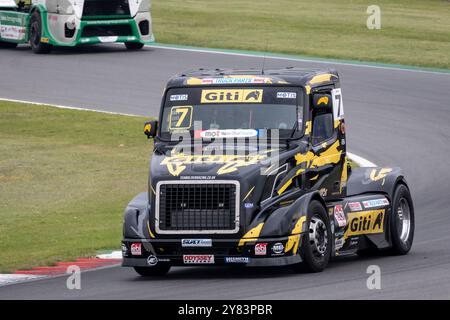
<box><xmin>312</xmin><ymin>112</ymin><xmax>333</xmax><ymax>146</ymax></box>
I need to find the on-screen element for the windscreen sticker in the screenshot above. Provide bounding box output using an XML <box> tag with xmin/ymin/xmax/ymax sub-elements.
<box><xmin>169</xmin><ymin>106</ymin><xmax>192</xmax><ymax>130</ymax></box>
<box><xmin>170</xmin><ymin>94</ymin><xmax>188</xmax><ymax>102</ymax></box>
<box><xmin>200</xmin><ymin>89</ymin><xmax>263</xmax><ymax>104</ymax></box>
<box><xmin>277</xmin><ymin>92</ymin><xmax>297</xmax><ymax>99</ymax></box>
<box><xmin>187</xmin><ymin>76</ymin><xmax>273</xmax><ymax>85</ymax></box>
<box><xmin>194</xmin><ymin>129</ymin><xmax>258</xmax><ymax>139</ymax></box>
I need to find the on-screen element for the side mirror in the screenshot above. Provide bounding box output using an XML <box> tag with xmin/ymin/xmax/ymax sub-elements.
<box><xmin>144</xmin><ymin>120</ymin><xmax>158</xmax><ymax>139</ymax></box>
<box><xmin>312</xmin><ymin>93</ymin><xmax>332</xmax><ymax>109</ymax></box>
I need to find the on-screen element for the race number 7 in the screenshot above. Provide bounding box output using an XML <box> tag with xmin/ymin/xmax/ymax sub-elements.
<box><xmin>169</xmin><ymin>106</ymin><xmax>193</xmax><ymax>130</ymax></box>
<box><xmin>332</xmin><ymin>88</ymin><xmax>344</xmax><ymax>120</ymax></box>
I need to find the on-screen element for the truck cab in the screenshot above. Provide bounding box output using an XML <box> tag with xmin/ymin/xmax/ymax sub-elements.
<box><xmin>0</xmin><ymin>0</ymin><xmax>154</xmax><ymax>53</ymax></box>
<box><xmin>122</xmin><ymin>68</ymin><xmax>414</xmax><ymax>276</ymax></box>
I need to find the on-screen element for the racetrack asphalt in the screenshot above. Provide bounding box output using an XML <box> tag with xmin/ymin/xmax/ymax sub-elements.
<box><xmin>1</xmin><ymin>44</ymin><xmax>450</xmax><ymax>299</ymax></box>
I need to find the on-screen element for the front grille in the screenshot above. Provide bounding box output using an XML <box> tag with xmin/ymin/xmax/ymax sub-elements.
<box><xmin>156</xmin><ymin>181</ymin><xmax>240</xmax><ymax>234</ymax></box>
<box><xmin>82</xmin><ymin>0</ymin><xmax>130</xmax><ymax>17</ymax></box>
<box><xmin>81</xmin><ymin>25</ymin><xmax>132</xmax><ymax>37</ymax></box>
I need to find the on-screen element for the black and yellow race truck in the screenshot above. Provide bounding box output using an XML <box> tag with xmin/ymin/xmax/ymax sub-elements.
<box><xmin>122</xmin><ymin>68</ymin><xmax>415</xmax><ymax>276</ymax></box>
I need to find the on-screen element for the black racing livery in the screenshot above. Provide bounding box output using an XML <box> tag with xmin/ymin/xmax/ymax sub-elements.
<box><xmin>122</xmin><ymin>68</ymin><xmax>415</xmax><ymax>276</ymax></box>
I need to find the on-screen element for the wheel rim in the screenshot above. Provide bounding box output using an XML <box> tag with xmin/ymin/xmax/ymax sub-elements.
<box><xmin>397</xmin><ymin>197</ymin><xmax>411</xmax><ymax>243</ymax></box>
<box><xmin>309</xmin><ymin>215</ymin><xmax>328</xmax><ymax>257</ymax></box>
<box><xmin>30</xmin><ymin>22</ymin><xmax>40</xmax><ymax>47</ymax></box>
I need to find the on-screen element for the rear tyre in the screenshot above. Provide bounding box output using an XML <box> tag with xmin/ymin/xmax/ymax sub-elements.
<box><xmin>292</xmin><ymin>200</ymin><xmax>332</xmax><ymax>273</ymax></box>
<box><xmin>133</xmin><ymin>265</ymin><xmax>171</xmax><ymax>277</ymax></box>
<box><xmin>29</xmin><ymin>11</ymin><xmax>53</xmax><ymax>54</ymax></box>
<box><xmin>125</xmin><ymin>42</ymin><xmax>144</xmax><ymax>50</ymax></box>
<box><xmin>0</xmin><ymin>41</ymin><xmax>18</xmax><ymax>49</ymax></box>
<box><xmin>389</xmin><ymin>184</ymin><xmax>414</xmax><ymax>255</ymax></box>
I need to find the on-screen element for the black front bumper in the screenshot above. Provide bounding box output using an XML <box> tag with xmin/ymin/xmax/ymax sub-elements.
<box><xmin>121</xmin><ymin>236</ymin><xmax>303</xmax><ymax>268</ymax></box>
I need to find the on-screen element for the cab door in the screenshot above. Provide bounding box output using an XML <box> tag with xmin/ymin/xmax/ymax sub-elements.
<box><xmin>307</xmin><ymin>89</ymin><xmax>346</xmax><ymax>199</ymax></box>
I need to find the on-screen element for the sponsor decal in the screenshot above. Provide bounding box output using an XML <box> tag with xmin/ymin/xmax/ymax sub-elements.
<box><xmin>130</xmin><ymin>243</ymin><xmax>142</xmax><ymax>256</ymax></box>
<box><xmin>224</xmin><ymin>257</ymin><xmax>250</xmax><ymax>264</ymax></box>
<box><xmin>244</xmin><ymin>202</ymin><xmax>254</xmax><ymax>209</ymax></box>
<box><xmin>0</xmin><ymin>25</ymin><xmax>26</xmax><ymax>41</ymax></box>
<box><xmin>187</xmin><ymin>76</ymin><xmax>272</xmax><ymax>85</ymax></box>
<box><xmin>334</xmin><ymin>205</ymin><xmax>347</xmax><ymax>227</ymax></box>
<box><xmin>335</xmin><ymin>238</ymin><xmax>344</xmax><ymax>250</ymax></box>
<box><xmin>362</xmin><ymin>198</ymin><xmax>389</xmax><ymax>209</ymax></box>
<box><xmin>348</xmin><ymin>201</ymin><xmax>363</xmax><ymax>211</ymax></box>
<box><xmin>183</xmin><ymin>255</ymin><xmax>215</xmax><ymax>264</ymax></box>
<box><xmin>255</xmin><ymin>243</ymin><xmax>267</xmax><ymax>256</ymax></box>
<box><xmin>345</xmin><ymin>210</ymin><xmax>385</xmax><ymax>237</ymax></box>
<box><xmin>98</xmin><ymin>36</ymin><xmax>118</xmax><ymax>43</ymax></box>
<box><xmin>195</xmin><ymin>129</ymin><xmax>258</xmax><ymax>139</ymax></box>
<box><xmin>181</xmin><ymin>239</ymin><xmax>212</xmax><ymax>247</ymax></box>
<box><xmin>201</xmin><ymin>89</ymin><xmax>263</xmax><ymax>104</ymax></box>
<box><xmin>363</xmin><ymin>168</ymin><xmax>393</xmax><ymax>185</ymax></box>
<box><xmin>170</xmin><ymin>94</ymin><xmax>188</xmax><ymax>101</ymax></box>
<box><xmin>277</xmin><ymin>92</ymin><xmax>297</xmax><ymax>99</ymax></box>
<box><xmin>160</xmin><ymin>149</ymin><xmax>275</xmax><ymax>176</ymax></box>
<box><xmin>147</xmin><ymin>255</ymin><xmax>158</xmax><ymax>266</ymax></box>
<box><xmin>271</xmin><ymin>242</ymin><xmax>284</xmax><ymax>254</ymax></box>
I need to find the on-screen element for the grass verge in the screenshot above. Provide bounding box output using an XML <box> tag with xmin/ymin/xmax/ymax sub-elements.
<box><xmin>0</xmin><ymin>101</ymin><xmax>150</xmax><ymax>273</ymax></box>
<box><xmin>152</xmin><ymin>0</ymin><xmax>450</xmax><ymax>69</ymax></box>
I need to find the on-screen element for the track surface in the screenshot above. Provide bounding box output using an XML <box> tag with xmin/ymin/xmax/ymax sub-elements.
<box><xmin>1</xmin><ymin>44</ymin><xmax>450</xmax><ymax>299</ymax></box>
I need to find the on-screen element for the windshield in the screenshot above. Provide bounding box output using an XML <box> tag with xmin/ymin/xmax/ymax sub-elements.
<box><xmin>160</xmin><ymin>86</ymin><xmax>304</xmax><ymax>140</ymax></box>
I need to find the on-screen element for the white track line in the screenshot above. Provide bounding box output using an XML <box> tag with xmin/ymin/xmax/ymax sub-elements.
<box><xmin>146</xmin><ymin>44</ymin><xmax>450</xmax><ymax>76</ymax></box>
<box><xmin>97</xmin><ymin>251</ymin><xmax>122</xmax><ymax>259</ymax></box>
<box><xmin>347</xmin><ymin>152</ymin><xmax>377</xmax><ymax>167</ymax></box>
<box><xmin>0</xmin><ymin>274</ymin><xmax>47</xmax><ymax>287</ymax></box>
<box><xmin>0</xmin><ymin>97</ymin><xmax>140</xmax><ymax>117</ymax></box>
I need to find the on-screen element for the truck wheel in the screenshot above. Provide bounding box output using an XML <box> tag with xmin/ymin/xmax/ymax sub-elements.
<box><xmin>292</xmin><ymin>200</ymin><xmax>332</xmax><ymax>273</ymax></box>
<box><xmin>133</xmin><ymin>265</ymin><xmax>171</xmax><ymax>277</ymax></box>
<box><xmin>29</xmin><ymin>11</ymin><xmax>52</xmax><ymax>54</ymax></box>
<box><xmin>0</xmin><ymin>41</ymin><xmax>18</xmax><ymax>49</ymax></box>
<box><xmin>389</xmin><ymin>184</ymin><xmax>414</xmax><ymax>255</ymax></box>
<box><xmin>125</xmin><ymin>42</ymin><xmax>144</xmax><ymax>50</ymax></box>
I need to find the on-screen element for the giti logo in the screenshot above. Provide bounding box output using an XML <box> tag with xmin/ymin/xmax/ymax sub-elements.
<box><xmin>345</xmin><ymin>210</ymin><xmax>385</xmax><ymax>238</ymax></box>
<box><xmin>201</xmin><ymin>89</ymin><xmax>263</xmax><ymax>103</ymax></box>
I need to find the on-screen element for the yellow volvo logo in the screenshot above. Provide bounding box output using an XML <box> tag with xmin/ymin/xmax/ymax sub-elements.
<box><xmin>345</xmin><ymin>210</ymin><xmax>385</xmax><ymax>238</ymax></box>
<box><xmin>317</xmin><ymin>96</ymin><xmax>329</xmax><ymax>106</ymax></box>
<box><xmin>201</xmin><ymin>89</ymin><xmax>263</xmax><ymax>104</ymax></box>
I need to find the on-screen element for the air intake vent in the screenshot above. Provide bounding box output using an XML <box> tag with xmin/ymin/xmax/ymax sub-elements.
<box><xmin>156</xmin><ymin>181</ymin><xmax>240</xmax><ymax>234</ymax></box>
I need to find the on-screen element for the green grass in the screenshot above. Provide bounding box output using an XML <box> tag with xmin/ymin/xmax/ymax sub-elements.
<box><xmin>152</xmin><ymin>0</ymin><xmax>450</xmax><ymax>69</ymax></box>
<box><xmin>0</xmin><ymin>101</ymin><xmax>150</xmax><ymax>272</ymax></box>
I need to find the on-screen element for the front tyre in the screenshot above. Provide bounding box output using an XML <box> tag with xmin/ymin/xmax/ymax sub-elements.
<box><xmin>390</xmin><ymin>184</ymin><xmax>414</xmax><ymax>255</ymax></box>
<box><xmin>292</xmin><ymin>200</ymin><xmax>332</xmax><ymax>273</ymax></box>
<box><xmin>29</xmin><ymin>11</ymin><xmax>53</xmax><ymax>54</ymax></box>
<box><xmin>125</xmin><ymin>42</ymin><xmax>144</xmax><ymax>50</ymax></box>
<box><xmin>133</xmin><ymin>265</ymin><xmax>171</xmax><ymax>277</ymax></box>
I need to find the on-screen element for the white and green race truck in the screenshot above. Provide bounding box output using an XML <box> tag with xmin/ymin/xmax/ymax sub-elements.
<box><xmin>0</xmin><ymin>0</ymin><xmax>154</xmax><ymax>53</ymax></box>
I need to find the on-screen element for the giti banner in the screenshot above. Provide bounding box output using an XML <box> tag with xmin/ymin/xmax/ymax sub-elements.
<box><xmin>201</xmin><ymin>89</ymin><xmax>263</xmax><ymax>104</ymax></box>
